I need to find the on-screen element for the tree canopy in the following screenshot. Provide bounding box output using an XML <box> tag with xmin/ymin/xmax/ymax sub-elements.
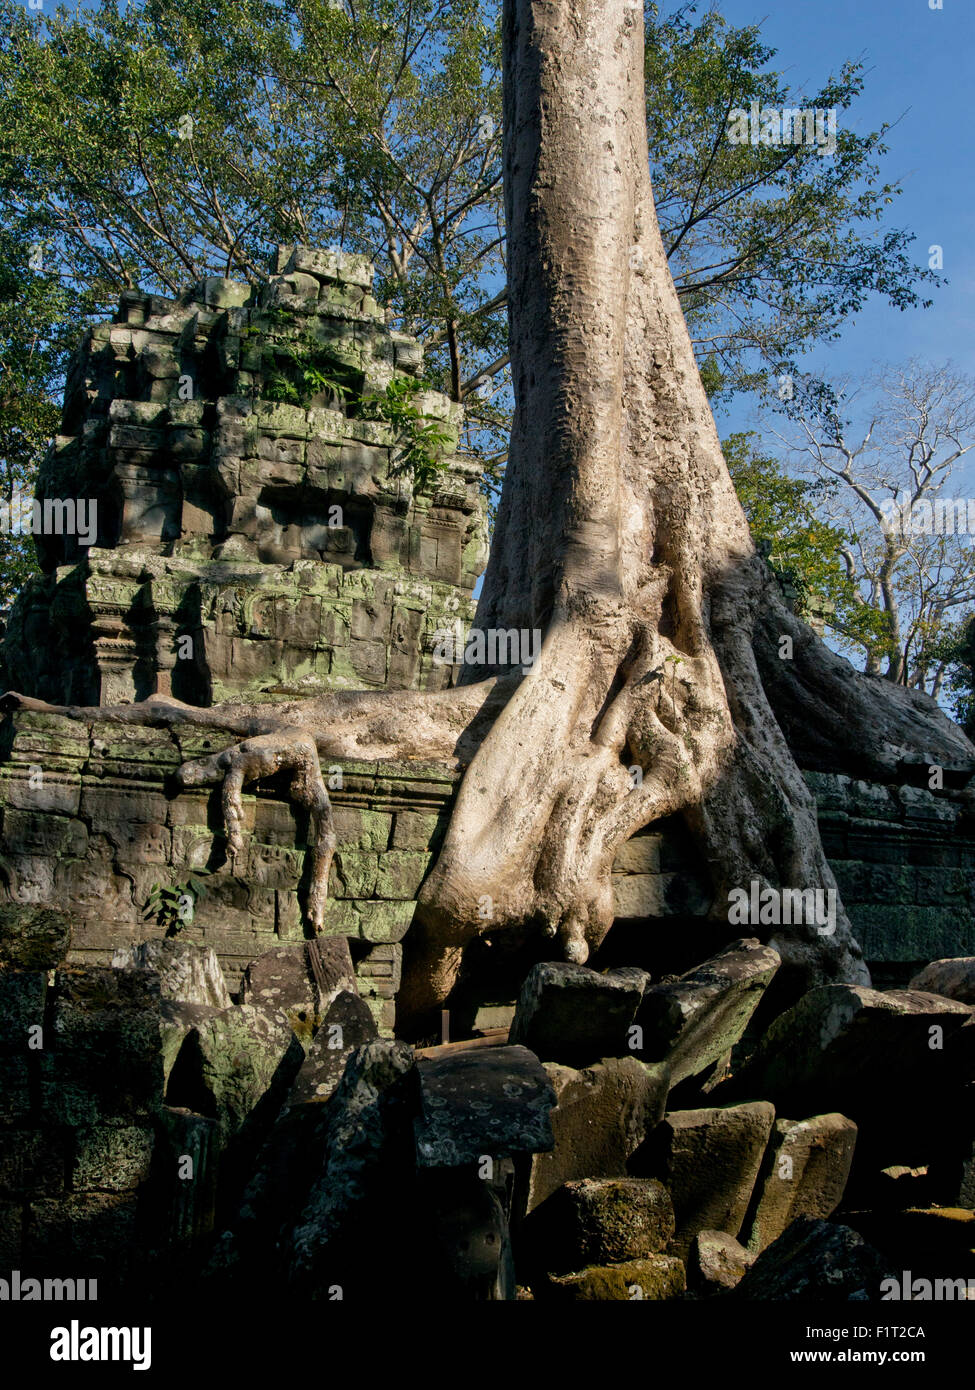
<box><xmin>0</xmin><ymin>0</ymin><xmax>939</xmax><ymax>485</ymax></box>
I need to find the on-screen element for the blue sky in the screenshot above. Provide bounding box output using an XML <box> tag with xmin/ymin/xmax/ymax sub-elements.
<box><xmin>709</xmin><ymin>0</ymin><xmax>975</xmax><ymax>441</ymax></box>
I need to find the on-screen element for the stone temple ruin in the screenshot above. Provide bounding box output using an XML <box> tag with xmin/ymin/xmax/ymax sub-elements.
<box><xmin>0</xmin><ymin>249</ymin><xmax>974</xmax><ymax>1300</ymax></box>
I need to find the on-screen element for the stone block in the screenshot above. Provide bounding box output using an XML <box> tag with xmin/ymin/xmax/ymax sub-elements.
<box><xmin>0</xmin><ymin>970</ymin><xmax>47</xmax><ymax>1041</ymax></box>
<box><xmin>176</xmin><ymin>1003</ymin><xmax>304</xmax><ymax>1141</ymax></box>
<box><xmin>910</xmin><ymin>958</ymin><xmax>975</xmax><ymax>1004</ymax></box>
<box><xmin>26</xmin><ymin>1193</ymin><xmax>139</xmax><ymax>1275</ymax></box>
<box><xmin>510</xmin><ymin>962</ymin><xmax>649</xmax><ymax>1067</ymax></box>
<box><xmin>521</xmin><ymin>1057</ymin><xmax>669</xmax><ymax>1216</ymax></box>
<box><xmin>0</xmin><ymin>905</ymin><xmax>72</xmax><ymax>971</ymax></box>
<box><xmin>390</xmin><ymin>811</ymin><xmax>441</xmax><ymax>851</ymax></box>
<box><xmin>288</xmin><ymin>991</ymin><xmax>378</xmax><ymax>1106</ymax></box>
<box><xmin>414</xmin><ymin>1045</ymin><xmax>556</xmax><ymax>1168</ymax></box>
<box><xmin>539</xmin><ymin>1253</ymin><xmax>685</xmax><ymax>1302</ymax></box>
<box><xmin>634</xmin><ymin>938</ymin><xmax>780</xmax><ymax>1085</ymax></box>
<box><xmin>240</xmin><ymin>940</ymin><xmax>356</xmax><ymax>1040</ymax></box>
<box><xmin>71</xmin><ymin>1126</ymin><xmax>155</xmax><ymax>1193</ymax></box>
<box><xmin>525</xmin><ymin>1177</ymin><xmax>675</xmax><ymax>1273</ymax></box>
<box><xmin>690</xmin><ymin>1229</ymin><xmax>756</xmax><ymax>1292</ymax></box>
<box><xmin>0</xmin><ymin>1129</ymin><xmax>66</xmax><ymax>1196</ymax></box>
<box><xmin>0</xmin><ymin>1057</ymin><xmax>31</xmax><ymax>1124</ymax></box>
<box><xmin>734</xmin><ymin>1217</ymin><xmax>888</xmax><ymax>1301</ymax></box>
<box><xmin>631</xmin><ymin>1102</ymin><xmax>776</xmax><ymax>1258</ymax></box>
<box><xmin>724</xmin><ymin>984</ymin><xmax>973</xmax><ymax>1160</ymax></box>
<box><xmin>357</xmin><ymin>901</ymin><xmax>416</xmax><ymax>944</ymax></box>
<box><xmin>741</xmin><ymin>1113</ymin><xmax>858</xmax><ymax>1253</ymax></box>
<box><xmin>111</xmin><ymin>938</ymin><xmax>231</xmax><ymax>1010</ymax></box>
<box><xmin>45</xmin><ymin>967</ymin><xmax>166</xmax><ymax>1125</ymax></box>
<box><xmin>374</xmin><ymin>850</ymin><xmax>429</xmax><ymax>899</ymax></box>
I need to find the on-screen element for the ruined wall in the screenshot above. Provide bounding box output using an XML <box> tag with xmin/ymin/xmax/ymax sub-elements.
<box><xmin>3</xmin><ymin>246</ymin><xmax>486</xmax><ymax>706</ymax></box>
<box><xmin>0</xmin><ymin>246</ymin><xmax>488</xmax><ymax>1037</ymax></box>
<box><xmin>0</xmin><ymin>708</ymin><xmax>455</xmax><ymax>1032</ymax></box>
<box><xmin>608</xmin><ymin>772</ymin><xmax>975</xmax><ymax>990</ymax></box>
<box><xmin>0</xmin><ymin>703</ymin><xmax>971</xmax><ymax>1039</ymax></box>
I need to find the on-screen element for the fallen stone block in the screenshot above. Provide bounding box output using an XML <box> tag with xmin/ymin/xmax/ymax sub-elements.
<box><xmin>525</xmin><ymin>1176</ymin><xmax>674</xmax><ymax>1273</ymax></box>
<box><xmin>910</xmin><ymin>957</ymin><xmax>975</xmax><ymax>1005</ymax></box>
<box><xmin>172</xmin><ymin>1003</ymin><xmax>304</xmax><ymax>1142</ymax></box>
<box><xmin>631</xmin><ymin>1101</ymin><xmax>776</xmax><ymax>1257</ymax></box>
<box><xmin>240</xmin><ymin>940</ymin><xmax>357</xmax><ymax>1046</ymax></box>
<box><xmin>417</xmin><ymin>1165</ymin><xmax>513</xmax><ymax>1300</ymax></box>
<box><xmin>634</xmin><ymin>938</ymin><xmax>780</xmax><ymax>1086</ymax></box>
<box><xmin>156</xmin><ymin>1107</ymin><xmax>219</xmax><ymax>1251</ymax></box>
<box><xmin>690</xmin><ymin>1229</ymin><xmax>756</xmax><ymax>1292</ymax></box>
<box><xmin>158</xmin><ymin>1000</ymin><xmax>223</xmax><ymax>1086</ymax></box>
<box><xmin>538</xmin><ymin>1253</ymin><xmax>686</xmax><ymax>1301</ymax></box>
<box><xmin>520</xmin><ymin>1057</ymin><xmax>670</xmax><ymax>1216</ymax></box>
<box><xmin>509</xmin><ymin>962</ymin><xmax>649</xmax><ymax>1067</ymax></box>
<box><xmin>112</xmin><ymin>937</ymin><xmax>231</xmax><ymax>1009</ymax></box>
<box><xmin>288</xmin><ymin>991</ymin><xmax>378</xmax><ymax>1106</ymax></box>
<box><xmin>207</xmin><ymin>1102</ymin><xmax>330</xmax><ymax>1280</ymax></box>
<box><xmin>742</xmin><ymin>1113</ymin><xmax>858</xmax><ymax>1253</ymax></box>
<box><xmin>414</xmin><ymin>1044</ymin><xmax>556</xmax><ymax>1168</ymax></box>
<box><xmin>723</xmin><ymin>985</ymin><xmax>973</xmax><ymax>1162</ymax></box>
<box><xmin>288</xmin><ymin>1040</ymin><xmax>417</xmax><ymax>1296</ymax></box>
<box><xmin>734</xmin><ymin>1217</ymin><xmax>889</xmax><ymax>1301</ymax></box>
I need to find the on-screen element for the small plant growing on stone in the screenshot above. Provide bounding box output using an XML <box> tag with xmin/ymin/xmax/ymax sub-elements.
<box><xmin>143</xmin><ymin>871</ymin><xmax>210</xmax><ymax>936</ymax></box>
<box><xmin>365</xmin><ymin>375</ymin><xmax>454</xmax><ymax>493</ymax></box>
<box><xmin>263</xmin><ymin>341</ymin><xmax>351</xmax><ymax>409</ymax></box>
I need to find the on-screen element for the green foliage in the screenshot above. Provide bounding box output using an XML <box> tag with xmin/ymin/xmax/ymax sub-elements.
<box><xmin>364</xmin><ymin>375</ymin><xmax>454</xmax><ymax>492</ymax></box>
<box><xmin>143</xmin><ymin>870</ymin><xmax>210</xmax><ymax>936</ymax></box>
<box><xmin>0</xmin><ymin>226</ymin><xmax>82</xmax><ymax>608</ymax></box>
<box><xmin>645</xmin><ymin>5</ymin><xmax>938</xmax><ymax>404</ymax></box>
<box><xmin>725</xmin><ymin>433</ymin><xmax>893</xmax><ymax>662</ymax></box>
<box><xmin>0</xmin><ymin>1</ymin><xmax>936</xmax><ymax>409</ymax></box>
<box><xmin>260</xmin><ymin>339</ymin><xmax>354</xmax><ymax>408</ymax></box>
<box><xmin>929</xmin><ymin>618</ymin><xmax>975</xmax><ymax>736</ymax></box>
<box><xmin>0</xmin><ymin>0</ymin><xmax>943</xmax><ymax>597</ymax></box>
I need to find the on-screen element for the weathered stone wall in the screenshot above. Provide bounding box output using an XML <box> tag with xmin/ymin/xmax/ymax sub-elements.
<box><xmin>608</xmin><ymin>772</ymin><xmax>975</xmax><ymax>989</ymax></box>
<box><xmin>809</xmin><ymin>772</ymin><xmax>975</xmax><ymax>987</ymax></box>
<box><xmin>3</xmin><ymin>246</ymin><xmax>486</xmax><ymax>706</ymax></box>
<box><xmin>0</xmin><ymin>954</ymin><xmax>216</xmax><ymax>1285</ymax></box>
<box><xmin>0</xmin><ymin>708</ymin><xmax>971</xmax><ymax>1039</ymax></box>
<box><xmin>0</xmin><ymin>710</ymin><xmax>459</xmax><ymax>1033</ymax></box>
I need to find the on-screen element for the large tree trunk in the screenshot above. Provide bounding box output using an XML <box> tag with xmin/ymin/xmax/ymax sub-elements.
<box><xmin>8</xmin><ymin>0</ymin><xmax>972</xmax><ymax>1037</ymax></box>
<box><xmin>406</xmin><ymin>0</ymin><xmax>970</xmax><ymax>1023</ymax></box>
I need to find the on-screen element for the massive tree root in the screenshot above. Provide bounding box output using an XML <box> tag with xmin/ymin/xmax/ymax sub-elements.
<box><xmin>6</xmin><ymin>0</ymin><xmax>972</xmax><ymax>1036</ymax></box>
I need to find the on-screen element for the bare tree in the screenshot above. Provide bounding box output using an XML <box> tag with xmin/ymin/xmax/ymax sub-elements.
<box><xmin>6</xmin><ymin>0</ymin><xmax>973</xmax><ymax>1038</ymax></box>
<box><xmin>770</xmin><ymin>362</ymin><xmax>975</xmax><ymax>686</ymax></box>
